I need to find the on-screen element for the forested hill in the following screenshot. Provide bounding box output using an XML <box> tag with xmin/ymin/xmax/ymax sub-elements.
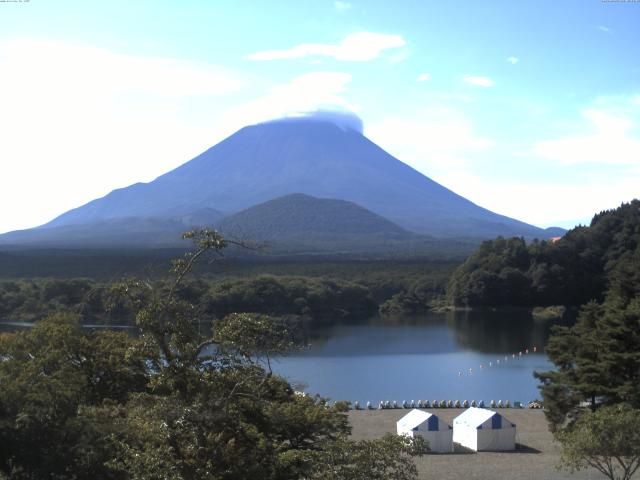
<box><xmin>218</xmin><ymin>193</ymin><xmax>410</xmax><ymax>240</ymax></box>
<box><xmin>216</xmin><ymin>193</ymin><xmax>416</xmax><ymax>253</ymax></box>
<box><xmin>447</xmin><ymin>200</ymin><xmax>640</xmax><ymax>307</ymax></box>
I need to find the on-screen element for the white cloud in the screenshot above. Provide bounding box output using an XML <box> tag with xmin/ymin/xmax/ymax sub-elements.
<box><xmin>597</xmin><ymin>25</ymin><xmax>611</xmax><ymax>33</ymax></box>
<box><xmin>0</xmin><ymin>38</ymin><xmax>246</xmax><ymax>233</ymax></box>
<box><xmin>463</xmin><ymin>75</ymin><xmax>495</xmax><ymax>87</ymax></box>
<box><xmin>366</xmin><ymin>109</ymin><xmax>493</xmax><ymax>173</ymax></box>
<box><xmin>334</xmin><ymin>1</ymin><xmax>352</xmax><ymax>11</ymax></box>
<box><xmin>534</xmin><ymin>102</ymin><xmax>640</xmax><ymax>165</ymax></box>
<box><xmin>507</xmin><ymin>56</ymin><xmax>519</xmax><ymax>64</ymax></box>
<box><xmin>247</xmin><ymin>32</ymin><xmax>406</xmax><ymax>62</ymax></box>
<box><xmin>430</xmin><ymin>171</ymin><xmax>638</xmax><ymax>228</ymax></box>
<box><xmin>368</xmin><ymin>94</ymin><xmax>639</xmax><ymax>229</ymax></box>
<box><xmin>219</xmin><ymin>71</ymin><xmax>356</xmax><ymax>132</ymax></box>
<box><xmin>367</xmin><ymin>101</ymin><xmax>637</xmax><ymax>228</ymax></box>
<box><xmin>417</xmin><ymin>73</ymin><xmax>431</xmax><ymax>82</ymax></box>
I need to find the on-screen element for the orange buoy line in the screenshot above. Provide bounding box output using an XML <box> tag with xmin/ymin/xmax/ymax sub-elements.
<box><xmin>457</xmin><ymin>345</ymin><xmax>538</xmax><ymax>377</ymax></box>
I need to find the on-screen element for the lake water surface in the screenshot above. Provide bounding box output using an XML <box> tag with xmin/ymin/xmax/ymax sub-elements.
<box><xmin>272</xmin><ymin>310</ymin><xmax>563</xmax><ymax>405</ymax></box>
<box><xmin>1</xmin><ymin>309</ymin><xmax>564</xmax><ymax>406</ymax></box>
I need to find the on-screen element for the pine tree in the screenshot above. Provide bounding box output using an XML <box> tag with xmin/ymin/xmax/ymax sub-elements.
<box><xmin>536</xmin><ymin>283</ymin><xmax>640</xmax><ymax>429</ymax></box>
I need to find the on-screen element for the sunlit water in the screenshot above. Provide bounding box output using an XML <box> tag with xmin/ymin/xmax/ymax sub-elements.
<box><xmin>272</xmin><ymin>310</ymin><xmax>564</xmax><ymax>405</ymax></box>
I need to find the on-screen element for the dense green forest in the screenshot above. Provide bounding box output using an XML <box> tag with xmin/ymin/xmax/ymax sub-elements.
<box><xmin>0</xmin><ymin>233</ymin><xmax>474</xmax><ymax>280</ymax></box>
<box><xmin>448</xmin><ymin>200</ymin><xmax>640</xmax><ymax>307</ymax></box>
<box><xmin>3</xmin><ymin>200</ymin><xmax>639</xmax><ymax>321</ymax></box>
<box><xmin>531</xmin><ymin>228</ymin><xmax>640</xmax><ymax>479</ymax></box>
<box><xmin>536</xmin><ymin>249</ymin><xmax>640</xmax><ymax>427</ymax></box>
<box><xmin>0</xmin><ymin>259</ymin><xmax>455</xmax><ymax>325</ymax></box>
<box><xmin>217</xmin><ymin>193</ymin><xmax>411</xmax><ymax>241</ymax></box>
<box><xmin>0</xmin><ymin>276</ymin><xmax>374</xmax><ymax>326</ymax></box>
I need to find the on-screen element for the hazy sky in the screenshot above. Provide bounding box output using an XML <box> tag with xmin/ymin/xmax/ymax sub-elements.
<box><xmin>1</xmin><ymin>0</ymin><xmax>639</xmax><ymax>233</ymax></box>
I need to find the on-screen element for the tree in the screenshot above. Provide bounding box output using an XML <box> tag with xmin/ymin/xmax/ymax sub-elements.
<box><xmin>2</xmin><ymin>229</ymin><xmax>427</xmax><ymax>479</ymax></box>
<box><xmin>535</xmin><ymin>302</ymin><xmax>608</xmax><ymax>428</ymax></box>
<box><xmin>213</xmin><ymin>312</ymin><xmax>302</xmax><ymax>373</ymax></box>
<box><xmin>448</xmin><ymin>200</ymin><xmax>640</xmax><ymax>308</ymax></box>
<box><xmin>556</xmin><ymin>404</ymin><xmax>640</xmax><ymax>480</ymax></box>
<box><xmin>305</xmin><ymin>434</ymin><xmax>427</xmax><ymax>480</ymax></box>
<box><xmin>0</xmin><ymin>313</ymin><xmax>148</xmax><ymax>479</ymax></box>
<box><xmin>107</xmin><ymin>229</ymin><xmax>426</xmax><ymax>479</ymax></box>
<box><xmin>535</xmin><ymin>296</ymin><xmax>640</xmax><ymax>429</ymax></box>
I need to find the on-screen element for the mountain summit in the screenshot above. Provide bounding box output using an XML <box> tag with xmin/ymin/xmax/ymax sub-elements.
<box><xmin>4</xmin><ymin>113</ymin><xmax>558</xmax><ymax>247</ymax></box>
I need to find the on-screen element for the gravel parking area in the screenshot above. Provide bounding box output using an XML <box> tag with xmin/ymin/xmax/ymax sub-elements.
<box><xmin>349</xmin><ymin>409</ymin><xmax>605</xmax><ymax>480</ymax></box>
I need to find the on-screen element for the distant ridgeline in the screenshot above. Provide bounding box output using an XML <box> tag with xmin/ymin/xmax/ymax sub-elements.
<box><xmin>0</xmin><ymin>114</ymin><xmax>564</xmax><ymax>253</ymax></box>
<box><xmin>447</xmin><ymin>200</ymin><xmax>640</xmax><ymax>307</ymax></box>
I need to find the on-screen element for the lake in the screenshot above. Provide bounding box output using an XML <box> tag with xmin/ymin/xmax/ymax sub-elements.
<box><xmin>272</xmin><ymin>310</ymin><xmax>564</xmax><ymax>406</ymax></box>
<box><xmin>0</xmin><ymin>309</ymin><xmax>564</xmax><ymax>406</ymax></box>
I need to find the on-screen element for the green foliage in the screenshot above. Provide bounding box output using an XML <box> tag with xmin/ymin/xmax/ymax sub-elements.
<box><xmin>205</xmin><ymin>275</ymin><xmax>377</xmax><ymax>320</ymax></box>
<box><xmin>0</xmin><ymin>247</ymin><xmax>182</xmax><ymax>279</ymax></box>
<box><xmin>214</xmin><ymin>313</ymin><xmax>302</xmax><ymax>366</ymax></box>
<box><xmin>536</xmin><ymin>297</ymin><xmax>640</xmax><ymax>429</ymax></box>
<box><xmin>379</xmin><ymin>276</ymin><xmax>448</xmax><ymax>316</ymax></box>
<box><xmin>534</xmin><ymin>206</ymin><xmax>640</xmax><ymax>478</ymax></box>
<box><xmin>0</xmin><ymin>275</ymin><xmax>377</xmax><ymax>326</ymax></box>
<box><xmin>535</xmin><ymin>237</ymin><xmax>640</xmax><ymax>429</ymax></box>
<box><xmin>448</xmin><ymin>200</ymin><xmax>640</xmax><ymax>307</ymax></box>
<box><xmin>1</xmin><ymin>255</ymin><xmax>461</xmax><ymax>322</ymax></box>
<box><xmin>0</xmin><ymin>313</ymin><xmax>148</xmax><ymax>479</ymax></box>
<box><xmin>218</xmin><ymin>193</ymin><xmax>409</xmax><ymax>241</ymax></box>
<box><xmin>304</xmin><ymin>434</ymin><xmax>427</xmax><ymax>480</ymax></box>
<box><xmin>0</xmin><ymin>229</ymin><xmax>426</xmax><ymax>479</ymax></box>
<box><xmin>0</xmin><ymin>278</ymin><xmax>145</xmax><ymax>325</ymax></box>
<box><xmin>447</xmin><ymin>237</ymin><xmax>534</xmax><ymax>306</ymax></box>
<box><xmin>556</xmin><ymin>404</ymin><xmax>640</xmax><ymax>480</ymax></box>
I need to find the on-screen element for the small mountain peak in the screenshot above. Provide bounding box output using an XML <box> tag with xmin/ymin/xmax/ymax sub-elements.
<box><xmin>259</xmin><ymin>109</ymin><xmax>363</xmax><ymax>134</ymax></box>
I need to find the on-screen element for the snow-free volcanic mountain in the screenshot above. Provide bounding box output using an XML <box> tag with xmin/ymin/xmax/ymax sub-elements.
<box><xmin>2</xmin><ymin>112</ymin><xmax>560</xmax><ymax>248</ymax></box>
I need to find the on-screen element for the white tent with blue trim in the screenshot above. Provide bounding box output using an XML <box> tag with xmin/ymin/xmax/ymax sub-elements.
<box><xmin>396</xmin><ymin>409</ymin><xmax>453</xmax><ymax>453</ymax></box>
<box><xmin>452</xmin><ymin>407</ymin><xmax>516</xmax><ymax>451</ymax></box>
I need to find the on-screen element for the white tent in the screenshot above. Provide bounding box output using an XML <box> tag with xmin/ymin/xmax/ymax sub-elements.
<box><xmin>452</xmin><ymin>407</ymin><xmax>516</xmax><ymax>451</ymax></box>
<box><xmin>396</xmin><ymin>409</ymin><xmax>453</xmax><ymax>453</ymax></box>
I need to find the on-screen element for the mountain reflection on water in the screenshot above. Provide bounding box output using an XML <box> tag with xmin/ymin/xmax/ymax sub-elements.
<box><xmin>445</xmin><ymin>309</ymin><xmax>573</xmax><ymax>353</ymax></box>
<box><xmin>273</xmin><ymin>310</ymin><xmax>569</xmax><ymax>404</ymax></box>
<box><xmin>300</xmin><ymin>310</ymin><xmax>571</xmax><ymax>356</ymax></box>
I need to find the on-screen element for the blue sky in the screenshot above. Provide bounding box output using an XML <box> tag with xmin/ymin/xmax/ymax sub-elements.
<box><xmin>1</xmin><ymin>0</ymin><xmax>639</xmax><ymax>233</ymax></box>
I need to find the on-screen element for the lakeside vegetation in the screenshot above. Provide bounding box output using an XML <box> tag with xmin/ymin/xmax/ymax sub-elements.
<box><xmin>2</xmin><ymin>202</ymin><xmax>639</xmax><ymax>327</ymax></box>
<box><xmin>448</xmin><ymin>200</ymin><xmax>640</xmax><ymax>308</ymax></box>
<box><xmin>0</xmin><ymin>230</ymin><xmax>427</xmax><ymax>480</ymax></box>
<box><xmin>0</xmin><ymin>259</ymin><xmax>457</xmax><ymax>325</ymax></box>
<box><xmin>533</xmin><ymin>253</ymin><xmax>640</xmax><ymax>479</ymax></box>
<box><xmin>2</xmin><ymin>202</ymin><xmax>639</xmax><ymax>328</ymax></box>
